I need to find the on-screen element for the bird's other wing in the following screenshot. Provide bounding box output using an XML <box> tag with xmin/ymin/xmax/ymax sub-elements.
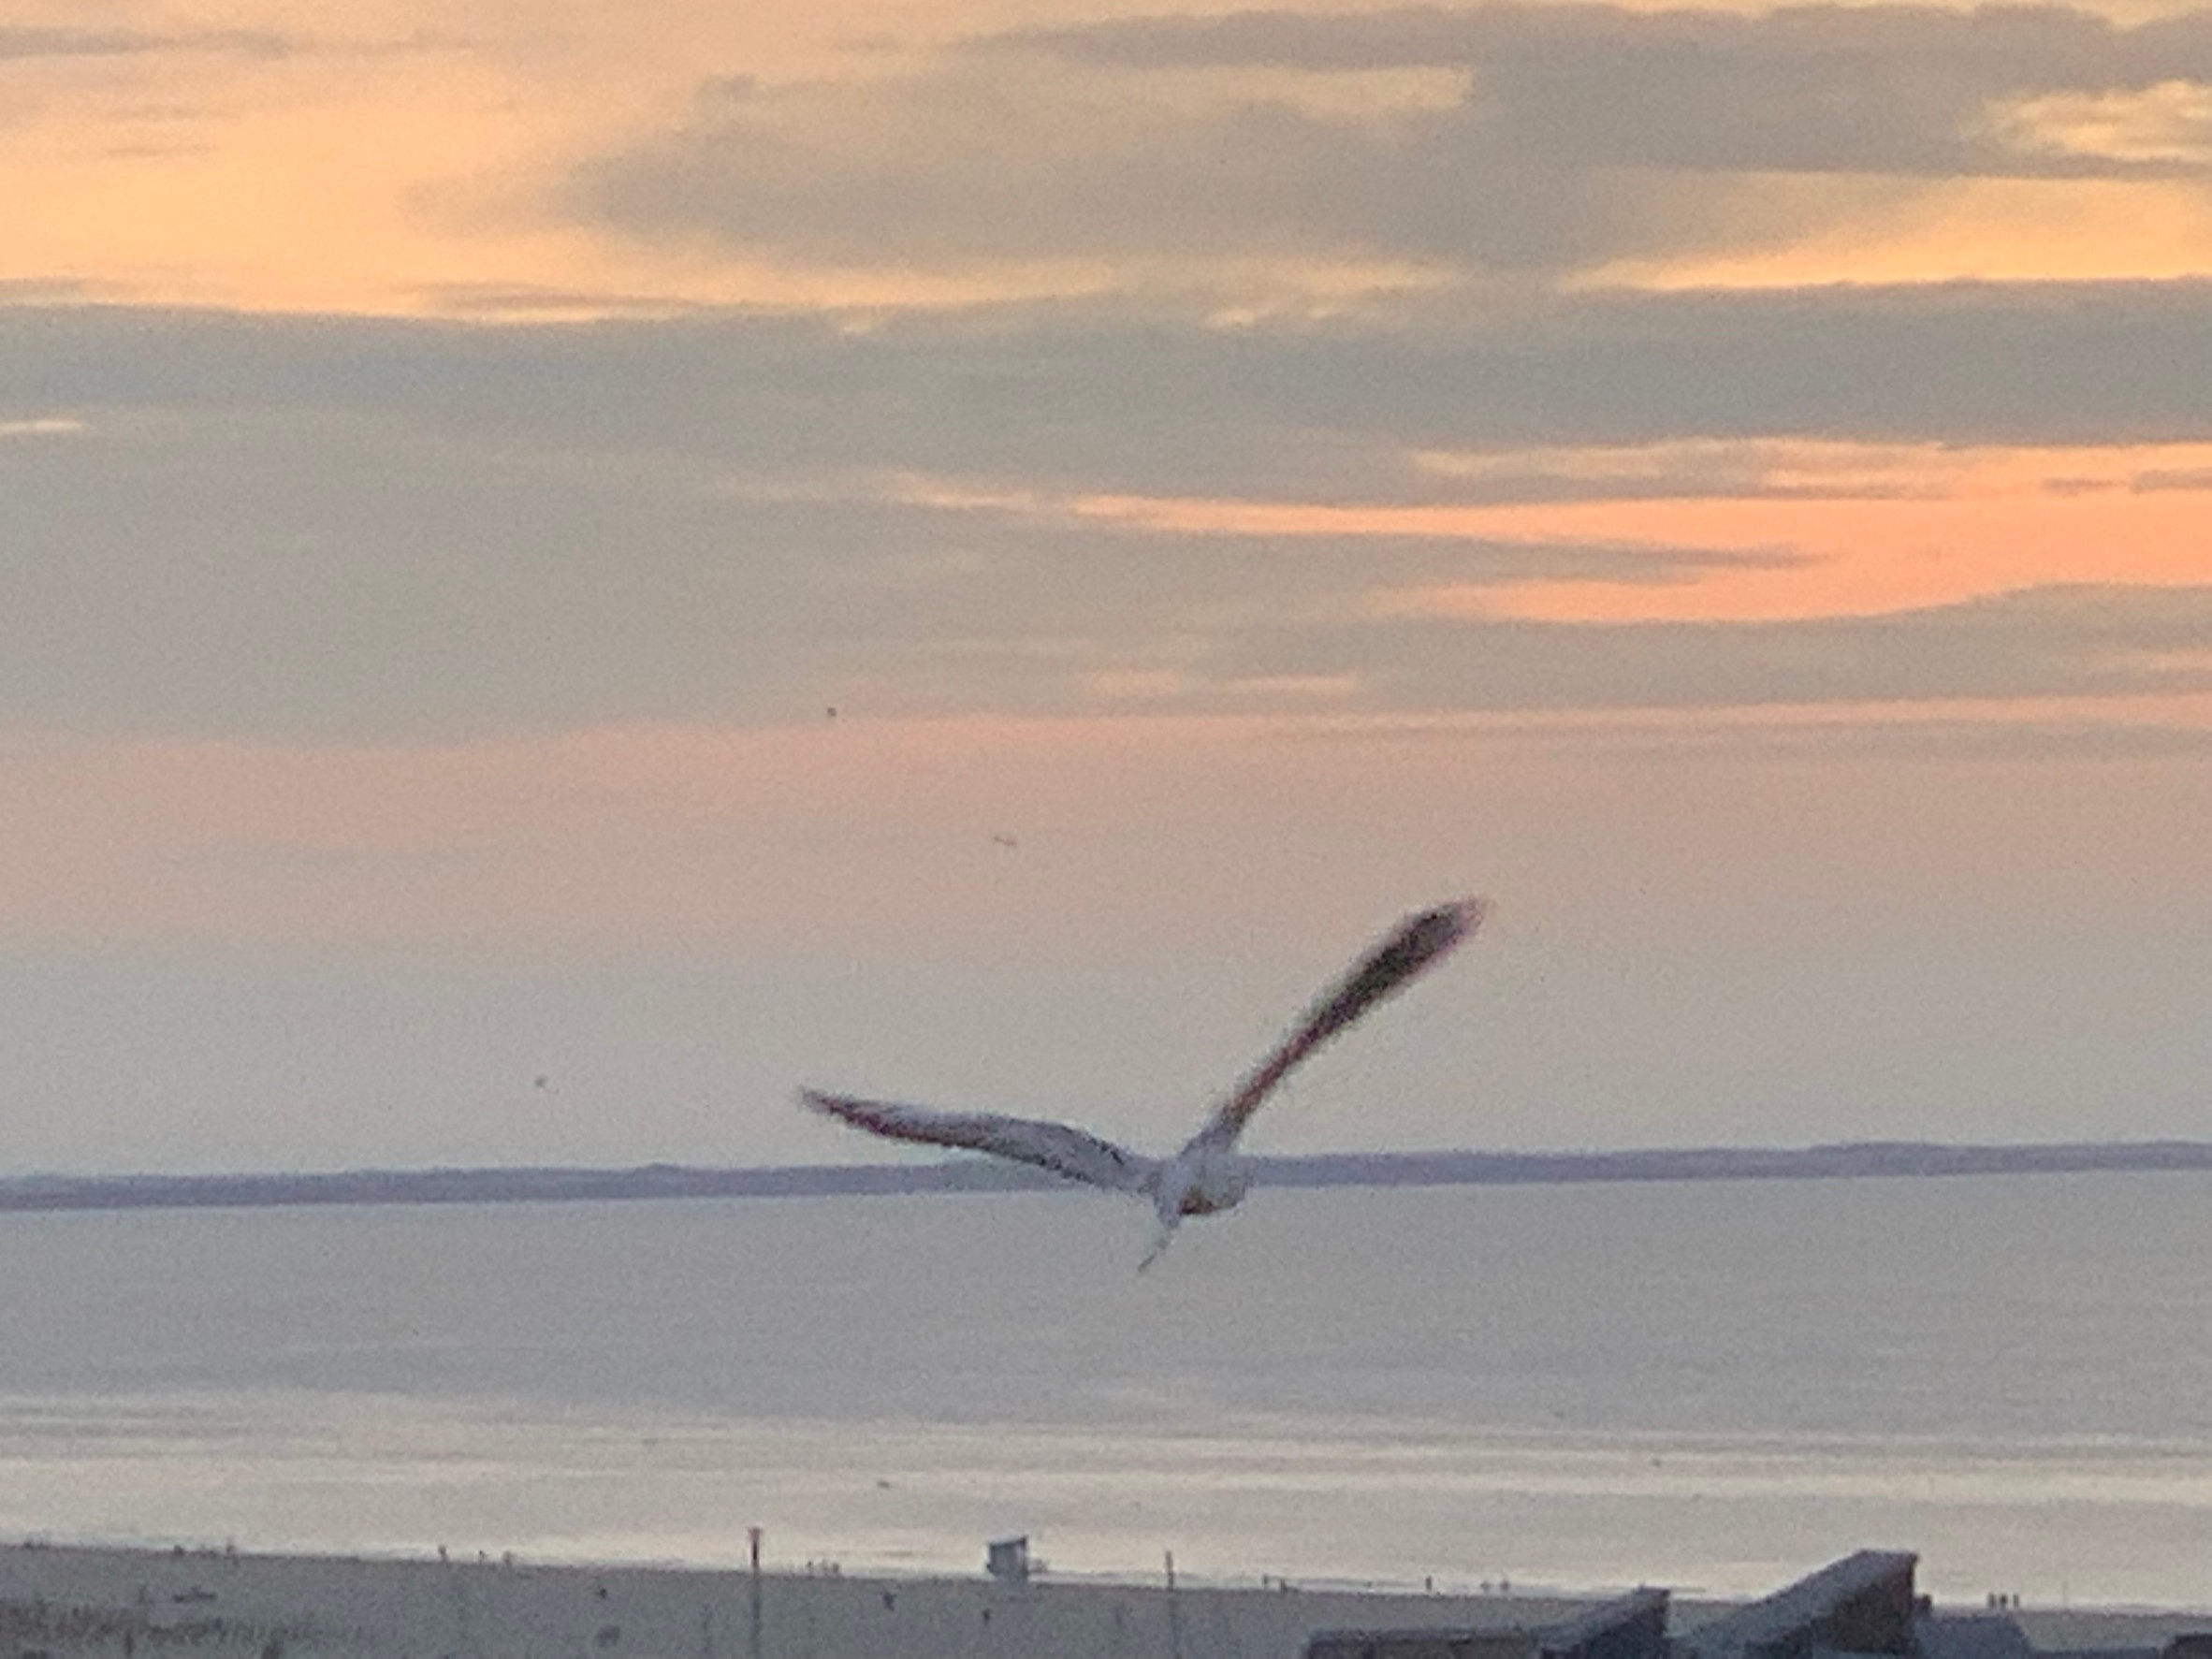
<box><xmin>799</xmin><ymin>1088</ymin><xmax>1161</xmax><ymax>1195</ymax></box>
<box><xmin>1187</xmin><ymin>896</ymin><xmax>1488</xmax><ymax>1152</ymax></box>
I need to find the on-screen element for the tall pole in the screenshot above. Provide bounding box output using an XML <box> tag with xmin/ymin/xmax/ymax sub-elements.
<box><xmin>748</xmin><ymin>1528</ymin><xmax>764</xmax><ymax>1659</ymax></box>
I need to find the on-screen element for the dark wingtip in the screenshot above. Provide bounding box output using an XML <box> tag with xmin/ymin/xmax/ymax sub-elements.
<box><xmin>1407</xmin><ymin>895</ymin><xmax>1490</xmax><ymax>960</ymax></box>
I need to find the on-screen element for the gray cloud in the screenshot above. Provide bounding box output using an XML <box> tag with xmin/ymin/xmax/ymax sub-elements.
<box><xmin>19</xmin><ymin>280</ymin><xmax>2212</xmax><ymax>481</ymax></box>
<box><xmin>7</xmin><ymin>298</ymin><xmax>2210</xmax><ymax>740</ymax></box>
<box><xmin>569</xmin><ymin>4</ymin><xmax>2212</xmax><ymax>278</ymax></box>
<box><xmin>1007</xmin><ymin>4</ymin><xmax>2212</xmax><ymax>176</ymax></box>
<box><xmin>0</xmin><ymin>399</ymin><xmax>1757</xmax><ymax>737</ymax></box>
<box><xmin>0</xmin><ymin>25</ymin><xmax>295</xmax><ymax>60</ymax></box>
<box><xmin>571</xmin><ymin>58</ymin><xmax>1732</xmax><ymax>274</ymax></box>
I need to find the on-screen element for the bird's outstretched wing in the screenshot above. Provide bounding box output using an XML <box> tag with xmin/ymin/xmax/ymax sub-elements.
<box><xmin>1188</xmin><ymin>896</ymin><xmax>1487</xmax><ymax>1152</ymax></box>
<box><xmin>799</xmin><ymin>1088</ymin><xmax>1162</xmax><ymax>1195</ymax></box>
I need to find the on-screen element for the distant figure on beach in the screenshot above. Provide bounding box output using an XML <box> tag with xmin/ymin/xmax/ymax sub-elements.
<box><xmin>803</xmin><ymin>897</ymin><xmax>1486</xmax><ymax>1267</ymax></box>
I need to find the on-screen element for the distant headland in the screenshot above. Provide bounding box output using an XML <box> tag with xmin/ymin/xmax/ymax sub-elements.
<box><xmin>4</xmin><ymin>1140</ymin><xmax>2209</xmax><ymax>1215</ymax></box>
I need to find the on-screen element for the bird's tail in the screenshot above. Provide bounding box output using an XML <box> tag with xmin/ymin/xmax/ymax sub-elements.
<box><xmin>1138</xmin><ymin>1172</ymin><xmax>1192</xmax><ymax>1272</ymax></box>
<box><xmin>1138</xmin><ymin>1218</ymin><xmax>1180</xmax><ymax>1273</ymax></box>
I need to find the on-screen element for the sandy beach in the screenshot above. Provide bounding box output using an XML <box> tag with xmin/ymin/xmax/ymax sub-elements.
<box><xmin>7</xmin><ymin>1540</ymin><xmax>2207</xmax><ymax>1659</ymax></box>
<box><xmin>0</xmin><ymin>1542</ymin><xmax>1597</xmax><ymax>1659</ymax></box>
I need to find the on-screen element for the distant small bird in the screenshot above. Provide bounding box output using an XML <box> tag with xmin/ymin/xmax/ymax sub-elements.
<box><xmin>533</xmin><ymin>1074</ymin><xmax>551</xmax><ymax>1091</ymax></box>
<box><xmin>802</xmin><ymin>898</ymin><xmax>1486</xmax><ymax>1267</ymax></box>
<box><xmin>825</xmin><ymin>706</ymin><xmax>839</xmax><ymax>720</ymax></box>
<box><xmin>990</xmin><ymin>834</ymin><xmax>1019</xmax><ymax>850</ymax></box>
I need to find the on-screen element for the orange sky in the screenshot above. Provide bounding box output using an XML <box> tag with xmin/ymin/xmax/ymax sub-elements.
<box><xmin>7</xmin><ymin>0</ymin><xmax>2210</xmax><ymax>739</ymax></box>
<box><xmin>897</xmin><ymin>441</ymin><xmax>2212</xmax><ymax>629</ymax></box>
<box><xmin>8</xmin><ymin>0</ymin><xmax>2212</xmax><ymax>315</ymax></box>
<box><xmin>4</xmin><ymin>0</ymin><xmax>2210</xmax><ymax>1168</ymax></box>
<box><xmin>19</xmin><ymin>0</ymin><xmax>2205</xmax><ymax>648</ymax></box>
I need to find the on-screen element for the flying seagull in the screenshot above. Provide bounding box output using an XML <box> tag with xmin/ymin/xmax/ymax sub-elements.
<box><xmin>800</xmin><ymin>897</ymin><xmax>1486</xmax><ymax>1266</ymax></box>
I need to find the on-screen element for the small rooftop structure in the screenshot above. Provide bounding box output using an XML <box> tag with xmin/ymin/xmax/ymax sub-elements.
<box><xmin>1541</xmin><ymin>1590</ymin><xmax>1672</xmax><ymax>1659</ymax></box>
<box><xmin>1679</xmin><ymin>1550</ymin><xmax>1919</xmax><ymax>1659</ymax></box>
<box><xmin>984</xmin><ymin>1535</ymin><xmax>1030</xmax><ymax>1585</ymax></box>
<box><xmin>1307</xmin><ymin>1587</ymin><xmax>1671</xmax><ymax>1659</ymax></box>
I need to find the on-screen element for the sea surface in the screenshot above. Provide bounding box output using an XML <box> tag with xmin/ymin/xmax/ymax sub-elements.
<box><xmin>3</xmin><ymin>1173</ymin><xmax>2208</xmax><ymax>1607</ymax></box>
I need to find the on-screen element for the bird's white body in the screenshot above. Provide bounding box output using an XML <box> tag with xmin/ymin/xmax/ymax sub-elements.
<box><xmin>801</xmin><ymin>897</ymin><xmax>1485</xmax><ymax>1267</ymax></box>
<box><xmin>1157</xmin><ymin>1142</ymin><xmax>1252</xmax><ymax>1219</ymax></box>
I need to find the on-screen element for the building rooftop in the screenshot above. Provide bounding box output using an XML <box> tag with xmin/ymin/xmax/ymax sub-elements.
<box><xmin>1679</xmin><ymin>1550</ymin><xmax>1919</xmax><ymax>1659</ymax></box>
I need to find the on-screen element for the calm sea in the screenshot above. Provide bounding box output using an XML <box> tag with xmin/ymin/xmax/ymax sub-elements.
<box><xmin>2</xmin><ymin>1173</ymin><xmax>2207</xmax><ymax>1607</ymax></box>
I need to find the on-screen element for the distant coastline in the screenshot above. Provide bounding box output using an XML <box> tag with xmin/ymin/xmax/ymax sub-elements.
<box><xmin>5</xmin><ymin>1139</ymin><xmax>2211</xmax><ymax>1215</ymax></box>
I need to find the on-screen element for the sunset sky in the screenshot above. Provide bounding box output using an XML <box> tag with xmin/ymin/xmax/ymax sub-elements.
<box><xmin>3</xmin><ymin>0</ymin><xmax>2208</xmax><ymax>1174</ymax></box>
